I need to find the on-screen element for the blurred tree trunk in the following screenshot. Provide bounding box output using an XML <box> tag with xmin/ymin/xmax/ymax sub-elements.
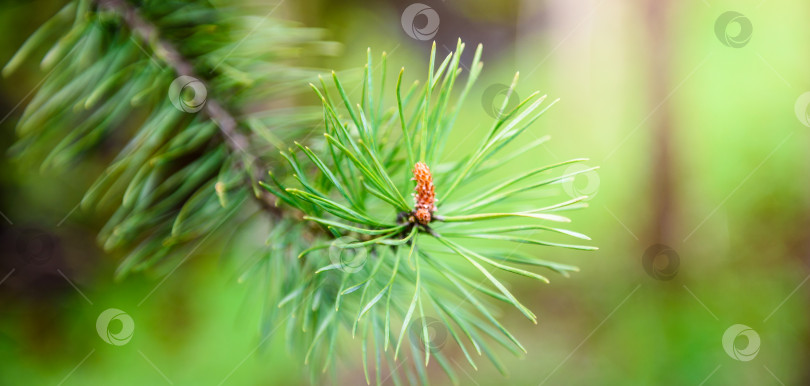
<box><xmin>645</xmin><ymin>0</ymin><xmax>677</xmax><ymax>245</ymax></box>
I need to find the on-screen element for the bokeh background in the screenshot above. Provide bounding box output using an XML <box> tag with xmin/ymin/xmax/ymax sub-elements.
<box><xmin>2</xmin><ymin>0</ymin><xmax>809</xmax><ymax>384</ymax></box>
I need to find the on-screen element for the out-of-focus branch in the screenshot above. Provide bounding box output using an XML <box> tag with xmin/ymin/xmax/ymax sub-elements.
<box><xmin>94</xmin><ymin>0</ymin><xmax>280</xmax><ymax>214</ymax></box>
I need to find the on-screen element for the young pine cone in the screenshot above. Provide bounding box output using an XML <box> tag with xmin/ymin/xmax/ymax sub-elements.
<box><xmin>412</xmin><ymin>162</ymin><xmax>436</xmax><ymax>225</ymax></box>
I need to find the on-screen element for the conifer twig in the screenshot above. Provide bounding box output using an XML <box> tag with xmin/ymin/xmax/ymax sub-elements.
<box><xmin>94</xmin><ymin>0</ymin><xmax>279</xmax><ymax>213</ymax></box>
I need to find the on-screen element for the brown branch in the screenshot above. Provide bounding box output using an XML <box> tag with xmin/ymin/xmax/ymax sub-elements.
<box><xmin>94</xmin><ymin>0</ymin><xmax>280</xmax><ymax>215</ymax></box>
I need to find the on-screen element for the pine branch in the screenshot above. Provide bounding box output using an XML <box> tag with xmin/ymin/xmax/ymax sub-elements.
<box><xmin>262</xmin><ymin>42</ymin><xmax>598</xmax><ymax>382</ymax></box>
<box><xmin>6</xmin><ymin>1</ymin><xmax>596</xmax><ymax>383</ymax></box>
<box><xmin>94</xmin><ymin>0</ymin><xmax>276</xmax><ymax>213</ymax></box>
<box><xmin>5</xmin><ymin>0</ymin><xmax>330</xmax><ymax>279</ymax></box>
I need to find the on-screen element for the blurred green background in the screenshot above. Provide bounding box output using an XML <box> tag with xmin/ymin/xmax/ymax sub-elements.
<box><xmin>1</xmin><ymin>0</ymin><xmax>809</xmax><ymax>384</ymax></box>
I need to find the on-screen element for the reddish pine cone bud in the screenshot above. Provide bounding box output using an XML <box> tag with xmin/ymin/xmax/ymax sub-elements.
<box><xmin>414</xmin><ymin>208</ymin><xmax>431</xmax><ymax>225</ymax></box>
<box><xmin>412</xmin><ymin>162</ymin><xmax>436</xmax><ymax>224</ymax></box>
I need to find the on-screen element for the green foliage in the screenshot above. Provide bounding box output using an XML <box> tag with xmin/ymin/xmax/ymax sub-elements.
<box><xmin>5</xmin><ymin>0</ymin><xmax>332</xmax><ymax>278</ymax></box>
<box><xmin>261</xmin><ymin>41</ymin><xmax>597</xmax><ymax>383</ymax></box>
<box><xmin>6</xmin><ymin>0</ymin><xmax>595</xmax><ymax>383</ymax></box>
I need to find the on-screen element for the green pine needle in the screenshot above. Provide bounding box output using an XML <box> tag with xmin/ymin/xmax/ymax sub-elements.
<box><xmin>262</xmin><ymin>40</ymin><xmax>597</xmax><ymax>381</ymax></box>
<box><xmin>7</xmin><ymin>0</ymin><xmax>595</xmax><ymax>382</ymax></box>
